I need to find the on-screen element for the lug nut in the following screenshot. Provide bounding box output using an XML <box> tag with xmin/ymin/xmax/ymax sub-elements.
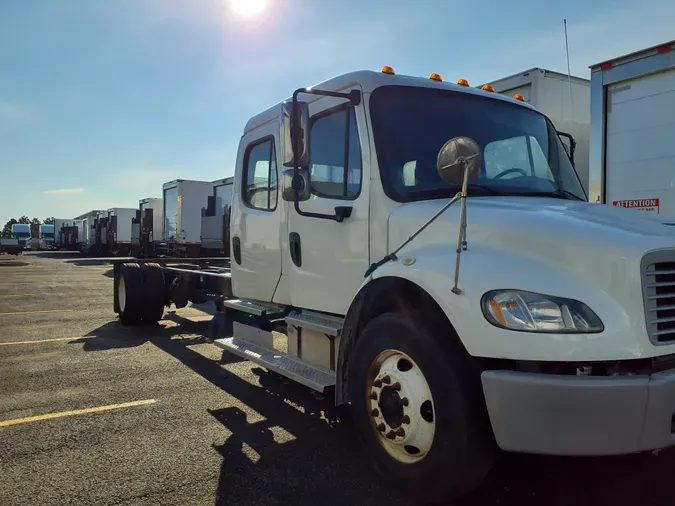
<box><xmin>386</xmin><ymin>430</ymin><xmax>396</xmax><ymax>440</ymax></box>
<box><xmin>400</xmin><ymin>397</ymin><xmax>409</xmax><ymax>406</ymax></box>
<box><xmin>381</xmin><ymin>375</ymin><xmax>391</xmax><ymax>384</ymax></box>
<box><xmin>370</xmin><ymin>408</ymin><xmax>379</xmax><ymax>417</ymax></box>
<box><xmin>402</xmin><ymin>415</ymin><xmax>410</xmax><ymax>424</ymax></box>
<box><xmin>395</xmin><ymin>428</ymin><xmax>406</xmax><ymax>437</ymax></box>
<box><xmin>369</xmin><ymin>391</ymin><xmax>378</xmax><ymax>400</ymax></box>
<box><xmin>392</xmin><ymin>382</ymin><xmax>401</xmax><ymax>391</ymax></box>
<box><xmin>377</xmin><ymin>423</ymin><xmax>386</xmax><ymax>432</ymax></box>
<box><xmin>373</xmin><ymin>380</ymin><xmax>383</xmax><ymax>388</ymax></box>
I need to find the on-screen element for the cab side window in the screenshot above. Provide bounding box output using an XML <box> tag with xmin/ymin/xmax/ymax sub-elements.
<box><xmin>243</xmin><ymin>138</ymin><xmax>278</xmax><ymax>210</ymax></box>
<box><xmin>309</xmin><ymin>107</ymin><xmax>362</xmax><ymax>199</ymax></box>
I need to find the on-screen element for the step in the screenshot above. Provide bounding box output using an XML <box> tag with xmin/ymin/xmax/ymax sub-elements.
<box><xmin>214</xmin><ymin>337</ymin><xmax>336</xmax><ymax>392</ymax></box>
<box><xmin>221</xmin><ymin>298</ymin><xmax>286</xmax><ymax>317</ymax></box>
<box><xmin>285</xmin><ymin>310</ymin><xmax>344</xmax><ymax>336</ymax></box>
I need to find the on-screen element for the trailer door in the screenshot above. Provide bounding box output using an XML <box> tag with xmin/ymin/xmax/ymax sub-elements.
<box><xmin>605</xmin><ymin>68</ymin><xmax>675</xmax><ymax>219</ymax></box>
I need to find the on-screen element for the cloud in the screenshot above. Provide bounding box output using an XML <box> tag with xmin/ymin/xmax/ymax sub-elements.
<box><xmin>43</xmin><ymin>188</ymin><xmax>85</xmax><ymax>195</ymax></box>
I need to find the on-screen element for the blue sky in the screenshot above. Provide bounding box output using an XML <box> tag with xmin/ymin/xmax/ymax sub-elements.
<box><xmin>1</xmin><ymin>0</ymin><xmax>674</xmax><ymax>225</ymax></box>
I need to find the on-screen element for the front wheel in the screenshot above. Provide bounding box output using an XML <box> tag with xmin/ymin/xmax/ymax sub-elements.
<box><xmin>348</xmin><ymin>312</ymin><xmax>496</xmax><ymax>503</ymax></box>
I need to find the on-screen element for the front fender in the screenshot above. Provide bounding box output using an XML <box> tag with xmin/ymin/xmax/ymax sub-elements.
<box><xmin>367</xmin><ymin>242</ymin><xmax>647</xmax><ymax>362</ymax></box>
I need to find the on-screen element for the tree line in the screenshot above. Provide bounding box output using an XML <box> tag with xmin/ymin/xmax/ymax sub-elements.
<box><xmin>1</xmin><ymin>217</ymin><xmax>55</xmax><ymax>238</ymax></box>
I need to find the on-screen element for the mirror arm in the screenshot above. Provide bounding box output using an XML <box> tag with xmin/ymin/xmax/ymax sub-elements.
<box><xmin>291</xmin><ymin>87</ymin><xmax>362</xmax><ymax>222</ymax></box>
<box><xmin>557</xmin><ymin>130</ymin><xmax>576</xmax><ymax>166</ymax></box>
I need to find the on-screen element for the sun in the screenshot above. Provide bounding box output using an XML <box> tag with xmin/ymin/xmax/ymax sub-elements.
<box><xmin>229</xmin><ymin>0</ymin><xmax>267</xmax><ymax>17</ymax></box>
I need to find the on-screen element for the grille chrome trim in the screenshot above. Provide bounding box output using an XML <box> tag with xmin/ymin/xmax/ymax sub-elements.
<box><xmin>642</xmin><ymin>249</ymin><xmax>675</xmax><ymax>345</ymax></box>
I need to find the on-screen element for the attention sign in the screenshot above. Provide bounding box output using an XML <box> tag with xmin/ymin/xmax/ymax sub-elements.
<box><xmin>612</xmin><ymin>198</ymin><xmax>660</xmax><ymax>213</ymax></box>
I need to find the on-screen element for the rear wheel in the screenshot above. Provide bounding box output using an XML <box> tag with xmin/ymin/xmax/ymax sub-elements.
<box><xmin>348</xmin><ymin>311</ymin><xmax>496</xmax><ymax>503</ymax></box>
<box><xmin>141</xmin><ymin>263</ymin><xmax>166</xmax><ymax>324</ymax></box>
<box><xmin>117</xmin><ymin>263</ymin><xmax>143</xmax><ymax>325</ymax></box>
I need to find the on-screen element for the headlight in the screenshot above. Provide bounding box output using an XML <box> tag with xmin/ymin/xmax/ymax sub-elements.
<box><xmin>481</xmin><ymin>290</ymin><xmax>604</xmax><ymax>333</ymax></box>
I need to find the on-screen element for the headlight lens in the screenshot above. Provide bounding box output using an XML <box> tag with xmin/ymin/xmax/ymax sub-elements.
<box><xmin>481</xmin><ymin>290</ymin><xmax>604</xmax><ymax>333</ymax></box>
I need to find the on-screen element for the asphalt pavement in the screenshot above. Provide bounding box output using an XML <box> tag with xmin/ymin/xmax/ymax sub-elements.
<box><xmin>1</xmin><ymin>252</ymin><xmax>675</xmax><ymax>506</ymax></box>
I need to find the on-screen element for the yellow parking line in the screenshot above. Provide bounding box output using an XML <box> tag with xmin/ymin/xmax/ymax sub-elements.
<box><xmin>0</xmin><ymin>399</ymin><xmax>157</xmax><ymax>427</ymax></box>
<box><xmin>0</xmin><ymin>335</ymin><xmax>95</xmax><ymax>346</ymax></box>
<box><xmin>0</xmin><ymin>309</ymin><xmax>76</xmax><ymax>316</ymax></box>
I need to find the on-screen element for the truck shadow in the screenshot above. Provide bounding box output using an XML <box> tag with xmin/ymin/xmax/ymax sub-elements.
<box><xmin>77</xmin><ymin>313</ymin><xmax>675</xmax><ymax>506</ymax></box>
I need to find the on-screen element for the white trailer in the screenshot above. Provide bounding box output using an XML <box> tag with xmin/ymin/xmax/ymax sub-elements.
<box><xmin>106</xmin><ymin>208</ymin><xmax>136</xmax><ymax>255</ymax></box>
<box><xmin>486</xmin><ymin>68</ymin><xmax>590</xmax><ymax>193</ymax></box>
<box><xmin>53</xmin><ymin>219</ymin><xmax>74</xmax><ymax>248</ymax></box>
<box><xmin>78</xmin><ymin>216</ymin><xmax>95</xmax><ymax>253</ymax></box>
<box><xmin>589</xmin><ymin>40</ymin><xmax>675</xmax><ymax>220</ymax></box>
<box><xmin>162</xmin><ymin>179</ymin><xmax>213</xmax><ymax>257</ymax></box>
<box><xmin>201</xmin><ymin>177</ymin><xmax>233</xmax><ymax>256</ymax></box>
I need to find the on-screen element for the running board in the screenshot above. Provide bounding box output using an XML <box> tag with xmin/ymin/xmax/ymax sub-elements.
<box><xmin>285</xmin><ymin>310</ymin><xmax>343</xmax><ymax>336</ymax></box>
<box><xmin>221</xmin><ymin>299</ymin><xmax>286</xmax><ymax>317</ymax></box>
<box><xmin>214</xmin><ymin>337</ymin><xmax>336</xmax><ymax>392</ymax></box>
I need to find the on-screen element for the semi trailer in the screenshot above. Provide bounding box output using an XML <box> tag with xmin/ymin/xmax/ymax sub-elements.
<box><xmin>106</xmin><ymin>207</ymin><xmax>136</xmax><ymax>256</ymax></box>
<box><xmin>113</xmin><ymin>67</ymin><xmax>675</xmax><ymax>502</ymax></box>
<box><xmin>131</xmin><ymin>198</ymin><xmax>163</xmax><ymax>258</ymax></box>
<box><xmin>200</xmin><ymin>177</ymin><xmax>233</xmax><ymax>257</ymax></box>
<box><xmin>589</xmin><ymin>40</ymin><xmax>675</xmax><ymax>220</ymax></box>
<box><xmin>486</xmin><ymin>67</ymin><xmax>590</xmax><ymax>193</ymax></box>
<box><xmin>160</xmin><ymin>179</ymin><xmax>213</xmax><ymax>257</ymax></box>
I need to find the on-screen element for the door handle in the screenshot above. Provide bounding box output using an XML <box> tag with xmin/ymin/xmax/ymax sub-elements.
<box><xmin>289</xmin><ymin>232</ymin><xmax>302</xmax><ymax>267</ymax></box>
<box><xmin>232</xmin><ymin>236</ymin><xmax>241</xmax><ymax>265</ymax></box>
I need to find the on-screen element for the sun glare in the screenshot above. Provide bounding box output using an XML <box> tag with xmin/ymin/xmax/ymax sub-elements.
<box><xmin>230</xmin><ymin>0</ymin><xmax>267</xmax><ymax>17</ymax></box>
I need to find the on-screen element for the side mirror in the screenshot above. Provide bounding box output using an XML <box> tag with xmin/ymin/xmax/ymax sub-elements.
<box><xmin>282</xmin><ymin>168</ymin><xmax>311</xmax><ymax>202</ymax></box>
<box><xmin>436</xmin><ymin>137</ymin><xmax>481</xmax><ymax>186</ymax></box>
<box><xmin>282</xmin><ymin>101</ymin><xmax>310</xmax><ymax>168</ymax></box>
<box><xmin>557</xmin><ymin>130</ymin><xmax>576</xmax><ymax>167</ymax></box>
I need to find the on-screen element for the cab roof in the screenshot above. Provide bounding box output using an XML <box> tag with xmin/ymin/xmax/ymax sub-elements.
<box><xmin>244</xmin><ymin>69</ymin><xmax>538</xmax><ymax>134</ymax></box>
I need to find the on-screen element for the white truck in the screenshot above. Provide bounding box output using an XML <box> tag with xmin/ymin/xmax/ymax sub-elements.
<box><xmin>78</xmin><ymin>217</ymin><xmax>96</xmax><ymax>254</ymax></box>
<box><xmin>486</xmin><ymin>68</ymin><xmax>590</xmax><ymax>193</ymax></box>
<box><xmin>11</xmin><ymin>223</ymin><xmax>31</xmax><ymax>250</ymax></box>
<box><xmin>161</xmin><ymin>179</ymin><xmax>213</xmax><ymax>257</ymax></box>
<box><xmin>589</xmin><ymin>40</ymin><xmax>675</xmax><ymax>220</ymax></box>
<box><xmin>112</xmin><ymin>67</ymin><xmax>675</xmax><ymax>502</ymax></box>
<box><xmin>39</xmin><ymin>224</ymin><xmax>55</xmax><ymax>250</ymax></box>
<box><xmin>200</xmin><ymin>177</ymin><xmax>234</xmax><ymax>257</ymax></box>
<box><xmin>132</xmin><ymin>198</ymin><xmax>164</xmax><ymax>258</ymax></box>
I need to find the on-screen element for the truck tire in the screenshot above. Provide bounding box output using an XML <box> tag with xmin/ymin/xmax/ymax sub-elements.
<box><xmin>347</xmin><ymin>311</ymin><xmax>496</xmax><ymax>503</ymax></box>
<box><xmin>141</xmin><ymin>263</ymin><xmax>166</xmax><ymax>324</ymax></box>
<box><xmin>117</xmin><ymin>263</ymin><xmax>143</xmax><ymax>325</ymax></box>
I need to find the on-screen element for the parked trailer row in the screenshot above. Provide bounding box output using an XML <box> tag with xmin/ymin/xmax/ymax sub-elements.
<box><xmin>112</xmin><ymin>56</ymin><xmax>675</xmax><ymax>503</ymax></box>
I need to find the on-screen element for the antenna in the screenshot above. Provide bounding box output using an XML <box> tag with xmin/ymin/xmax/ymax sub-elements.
<box><xmin>564</xmin><ymin>19</ymin><xmax>576</xmax><ymax>143</ymax></box>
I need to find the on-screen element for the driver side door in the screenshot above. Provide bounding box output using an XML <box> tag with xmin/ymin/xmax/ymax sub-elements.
<box><xmin>286</xmin><ymin>89</ymin><xmax>370</xmax><ymax>315</ymax></box>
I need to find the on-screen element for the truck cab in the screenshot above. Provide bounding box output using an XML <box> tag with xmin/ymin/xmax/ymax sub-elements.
<box><xmin>114</xmin><ymin>67</ymin><xmax>675</xmax><ymax>502</ymax></box>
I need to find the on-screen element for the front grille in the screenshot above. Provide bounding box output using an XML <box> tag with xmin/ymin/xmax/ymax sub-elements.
<box><xmin>642</xmin><ymin>250</ymin><xmax>675</xmax><ymax>344</ymax></box>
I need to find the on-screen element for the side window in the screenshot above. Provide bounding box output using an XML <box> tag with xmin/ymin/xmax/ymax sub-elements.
<box><xmin>309</xmin><ymin>107</ymin><xmax>362</xmax><ymax>199</ymax></box>
<box><xmin>243</xmin><ymin>138</ymin><xmax>278</xmax><ymax>210</ymax></box>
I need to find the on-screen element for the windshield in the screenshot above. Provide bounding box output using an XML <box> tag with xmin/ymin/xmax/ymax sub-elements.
<box><xmin>14</xmin><ymin>232</ymin><xmax>30</xmax><ymax>238</ymax></box>
<box><xmin>369</xmin><ymin>86</ymin><xmax>586</xmax><ymax>202</ymax></box>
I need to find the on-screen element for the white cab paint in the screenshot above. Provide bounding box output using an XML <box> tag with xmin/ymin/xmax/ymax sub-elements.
<box><xmin>230</xmin><ymin>120</ymin><xmax>283</xmax><ymax>302</ymax></box>
<box><xmin>231</xmin><ymin>69</ymin><xmax>675</xmax><ymax>365</ymax></box>
<box><xmin>378</xmin><ymin>196</ymin><xmax>675</xmax><ymax>362</ymax></box>
<box><xmin>286</xmin><ymin>86</ymin><xmax>371</xmax><ymax>315</ymax></box>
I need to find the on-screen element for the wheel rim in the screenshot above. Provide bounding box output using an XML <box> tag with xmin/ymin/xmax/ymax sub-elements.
<box><xmin>366</xmin><ymin>350</ymin><xmax>435</xmax><ymax>464</ymax></box>
<box><xmin>118</xmin><ymin>276</ymin><xmax>126</xmax><ymax>312</ymax></box>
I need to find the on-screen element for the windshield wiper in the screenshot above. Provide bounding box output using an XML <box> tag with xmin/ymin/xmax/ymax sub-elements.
<box><xmin>519</xmin><ymin>189</ymin><xmax>586</xmax><ymax>201</ymax></box>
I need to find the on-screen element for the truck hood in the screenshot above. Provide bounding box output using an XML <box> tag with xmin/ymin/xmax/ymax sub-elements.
<box><xmin>388</xmin><ymin>197</ymin><xmax>675</xmax><ymax>259</ymax></box>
